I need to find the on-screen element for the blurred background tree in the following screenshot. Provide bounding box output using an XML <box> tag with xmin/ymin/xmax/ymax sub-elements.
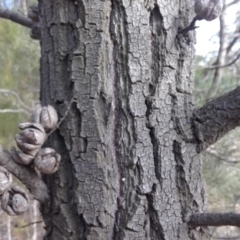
<box><xmin>0</xmin><ymin>1</ymin><xmax>43</xmax><ymax>240</ymax></box>
<box><xmin>0</xmin><ymin>1</ymin><xmax>39</xmax><ymax>149</ymax></box>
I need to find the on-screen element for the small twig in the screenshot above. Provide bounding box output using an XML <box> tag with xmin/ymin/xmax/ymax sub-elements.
<box><xmin>47</xmin><ymin>98</ymin><xmax>76</xmax><ymax>137</ymax></box>
<box><xmin>18</xmin><ymin>220</ymin><xmax>43</xmax><ymax>228</ymax></box>
<box><xmin>178</xmin><ymin>15</ymin><xmax>202</xmax><ymax>34</ymax></box>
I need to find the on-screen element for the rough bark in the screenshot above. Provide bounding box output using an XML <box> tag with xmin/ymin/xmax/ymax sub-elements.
<box><xmin>39</xmin><ymin>0</ymin><xmax>210</xmax><ymax>239</ymax></box>
<box><xmin>193</xmin><ymin>86</ymin><xmax>240</xmax><ymax>152</ymax></box>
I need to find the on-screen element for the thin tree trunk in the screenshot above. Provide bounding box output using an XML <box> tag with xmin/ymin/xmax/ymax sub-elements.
<box><xmin>21</xmin><ymin>0</ymin><xmax>27</xmax><ymax>15</ymax></box>
<box><xmin>6</xmin><ymin>215</ymin><xmax>11</xmax><ymax>240</ymax></box>
<box><xmin>7</xmin><ymin>173</ymin><xmax>12</xmax><ymax>240</ymax></box>
<box><xmin>208</xmin><ymin>6</ymin><xmax>228</xmax><ymax>100</ymax></box>
<box><xmin>32</xmin><ymin>200</ymin><xmax>38</xmax><ymax>240</ymax></box>
<box><xmin>39</xmin><ymin>1</ymin><xmax>209</xmax><ymax>239</ymax></box>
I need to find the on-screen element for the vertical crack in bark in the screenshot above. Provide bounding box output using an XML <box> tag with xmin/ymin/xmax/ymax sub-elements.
<box><xmin>73</xmin><ymin>0</ymin><xmax>85</xmax><ymax>28</ymax></box>
<box><xmin>169</xmin><ymin>90</ymin><xmax>189</xmax><ymax>141</ymax></box>
<box><xmin>40</xmin><ymin>1</ymin><xmax>90</xmax><ymax>239</ymax></box>
<box><xmin>42</xmin><ymin>133</ymin><xmax>84</xmax><ymax>239</ymax></box>
<box><xmin>110</xmin><ymin>1</ymin><xmax>138</xmax><ymax>239</ymax></box>
<box><xmin>146</xmin><ymin>187</ymin><xmax>165</xmax><ymax>240</ymax></box>
<box><xmin>110</xmin><ymin>3</ymin><xmax>124</xmax><ymax>239</ymax></box>
<box><xmin>173</xmin><ymin>140</ymin><xmax>198</xmax><ymax>224</ymax></box>
<box><xmin>146</xmin><ymin>4</ymin><xmax>166</xmax><ymax>186</ymax></box>
<box><xmin>145</xmin><ymin>100</ymin><xmax>162</xmax><ymax>187</ymax></box>
<box><xmin>149</xmin><ymin>4</ymin><xmax>164</xmax><ymax>94</ymax></box>
<box><xmin>144</xmin><ymin>5</ymin><xmax>167</xmax><ymax>239</ymax></box>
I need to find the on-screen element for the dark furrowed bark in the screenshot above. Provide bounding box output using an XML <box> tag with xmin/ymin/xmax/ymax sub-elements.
<box><xmin>193</xmin><ymin>86</ymin><xmax>240</xmax><ymax>152</ymax></box>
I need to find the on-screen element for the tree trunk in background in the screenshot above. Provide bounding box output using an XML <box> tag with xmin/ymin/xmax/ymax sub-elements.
<box><xmin>31</xmin><ymin>200</ymin><xmax>38</xmax><ymax>240</ymax></box>
<box><xmin>39</xmin><ymin>0</ymin><xmax>209</xmax><ymax>239</ymax></box>
<box><xmin>21</xmin><ymin>0</ymin><xmax>28</xmax><ymax>15</ymax></box>
<box><xmin>7</xmin><ymin>215</ymin><xmax>11</xmax><ymax>240</ymax></box>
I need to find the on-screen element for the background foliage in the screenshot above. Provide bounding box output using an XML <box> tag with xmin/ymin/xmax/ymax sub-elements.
<box><xmin>0</xmin><ymin>1</ymin><xmax>42</xmax><ymax>239</ymax></box>
<box><xmin>194</xmin><ymin>3</ymin><xmax>240</xmax><ymax>237</ymax></box>
<box><xmin>0</xmin><ymin>18</ymin><xmax>39</xmax><ymax>148</ymax></box>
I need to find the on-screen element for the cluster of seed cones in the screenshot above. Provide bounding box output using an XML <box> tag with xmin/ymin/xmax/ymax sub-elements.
<box><xmin>0</xmin><ymin>104</ymin><xmax>61</xmax><ymax>216</ymax></box>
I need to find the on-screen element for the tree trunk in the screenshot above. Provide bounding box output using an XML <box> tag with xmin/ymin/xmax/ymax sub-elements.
<box><xmin>39</xmin><ymin>0</ymin><xmax>209</xmax><ymax>239</ymax></box>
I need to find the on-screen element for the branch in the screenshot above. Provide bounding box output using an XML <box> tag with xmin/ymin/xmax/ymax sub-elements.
<box><xmin>226</xmin><ymin>32</ymin><xmax>240</xmax><ymax>54</ymax></box>
<box><xmin>206</xmin><ymin>151</ymin><xmax>240</xmax><ymax>164</ymax></box>
<box><xmin>0</xmin><ymin>89</ymin><xmax>33</xmax><ymax>112</ymax></box>
<box><xmin>0</xmin><ymin>8</ymin><xmax>33</xmax><ymax>29</ymax></box>
<box><xmin>0</xmin><ymin>109</ymin><xmax>30</xmax><ymax>115</ymax></box>
<box><xmin>189</xmin><ymin>212</ymin><xmax>240</xmax><ymax>228</ymax></box>
<box><xmin>0</xmin><ymin>146</ymin><xmax>49</xmax><ymax>203</ymax></box>
<box><xmin>178</xmin><ymin>15</ymin><xmax>201</xmax><ymax>34</ymax></box>
<box><xmin>214</xmin><ymin>236</ymin><xmax>240</xmax><ymax>240</ymax></box>
<box><xmin>207</xmin><ymin>10</ymin><xmax>228</xmax><ymax>100</ymax></box>
<box><xmin>18</xmin><ymin>220</ymin><xmax>43</xmax><ymax>228</ymax></box>
<box><xmin>0</xmin><ymin>7</ymin><xmax>40</xmax><ymax>40</ymax></box>
<box><xmin>205</xmin><ymin>52</ymin><xmax>240</xmax><ymax>70</ymax></box>
<box><xmin>226</xmin><ymin>0</ymin><xmax>240</xmax><ymax>8</ymax></box>
<box><xmin>192</xmin><ymin>86</ymin><xmax>240</xmax><ymax>152</ymax></box>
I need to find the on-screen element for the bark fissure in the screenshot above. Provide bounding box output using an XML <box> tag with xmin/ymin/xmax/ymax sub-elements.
<box><xmin>110</xmin><ymin>1</ymin><xmax>140</xmax><ymax>239</ymax></box>
<box><xmin>42</xmin><ymin>129</ymin><xmax>83</xmax><ymax>239</ymax></box>
<box><xmin>111</xmin><ymin>9</ymin><xmax>125</xmax><ymax>240</ymax></box>
<box><xmin>145</xmin><ymin>4</ymin><xmax>166</xmax><ymax>187</ymax></box>
<box><xmin>146</xmin><ymin>192</ymin><xmax>165</xmax><ymax>240</ymax></box>
<box><xmin>149</xmin><ymin>4</ymin><xmax>164</xmax><ymax>93</ymax></box>
<box><xmin>174</xmin><ymin>141</ymin><xmax>198</xmax><ymax>219</ymax></box>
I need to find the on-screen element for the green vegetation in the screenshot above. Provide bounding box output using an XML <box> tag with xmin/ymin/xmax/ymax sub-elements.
<box><xmin>194</xmin><ymin>55</ymin><xmax>240</xmax><ymax>212</ymax></box>
<box><xmin>0</xmin><ymin>18</ymin><xmax>40</xmax><ymax>148</ymax></box>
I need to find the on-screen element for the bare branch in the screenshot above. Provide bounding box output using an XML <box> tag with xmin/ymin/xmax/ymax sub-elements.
<box><xmin>189</xmin><ymin>212</ymin><xmax>240</xmax><ymax>228</ymax></box>
<box><xmin>178</xmin><ymin>15</ymin><xmax>201</xmax><ymax>34</ymax></box>
<box><xmin>226</xmin><ymin>0</ymin><xmax>240</xmax><ymax>8</ymax></box>
<box><xmin>0</xmin><ymin>6</ymin><xmax>40</xmax><ymax>40</ymax></box>
<box><xmin>0</xmin><ymin>109</ymin><xmax>30</xmax><ymax>115</ymax></box>
<box><xmin>192</xmin><ymin>86</ymin><xmax>240</xmax><ymax>152</ymax></box>
<box><xmin>214</xmin><ymin>236</ymin><xmax>240</xmax><ymax>240</ymax></box>
<box><xmin>205</xmin><ymin>52</ymin><xmax>240</xmax><ymax>69</ymax></box>
<box><xmin>0</xmin><ymin>8</ymin><xmax>33</xmax><ymax>29</ymax></box>
<box><xmin>206</xmin><ymin>151</ymin><xmax>240</xmax><ymax>164</ymax></box>
<box><xmin>0</xmin><ymin>146</ymin><xmax>49</xmax><ymax>203</ymax></box>
<box><xmin>0</xmin><ymin>89</ymin><xmax>33</xmax><ymax>112</ymax></box>
<box><xmin>226</xmin><ymin>30</ymin><xmax>240</xmax><ymax>54</ymax></box>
